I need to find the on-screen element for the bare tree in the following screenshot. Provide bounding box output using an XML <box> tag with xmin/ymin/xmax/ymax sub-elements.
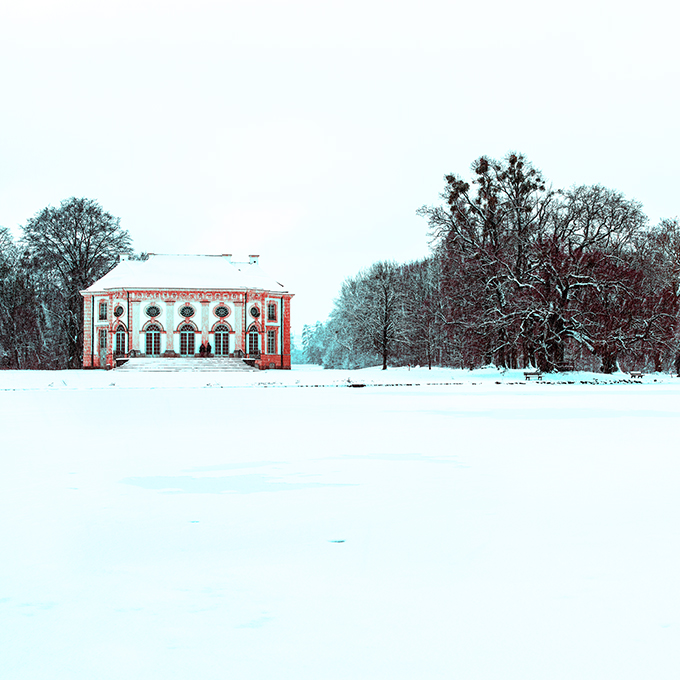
<box><xmin>21</xmin><ymin>198</ymin><xmax>132</xmax><ymax>368</ymax></box>
<box><xmin>306</xmin><ymin>152</ymin><xmax>678</xmax><ymax>375</ymax></box>
<box><xmin>0</xmin><ymin>230</ymin><xmax>61</xmax><ymax>368</ymax></box>
<box><xmin>361</xmin><ymin>262</ymin><xmax>406</xmax><ymax>370</ymax></box>
<box><xmin>419</xmin><ymin>153</ymin><xmax>555</xmax><ymax>368</ymax></box>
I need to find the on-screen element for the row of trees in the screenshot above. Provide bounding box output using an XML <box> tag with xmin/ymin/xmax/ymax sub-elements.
<box><xmin>0</xmin><ymin>198</ymin><xmax>131</xmax><ymax>369</ymax></box>
<box><xmin>304</xmin><ymin>154</ymin><xmax>680</xmax><ymax>373</ymax></box>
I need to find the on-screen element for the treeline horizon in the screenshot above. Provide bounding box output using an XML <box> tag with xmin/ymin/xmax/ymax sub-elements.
<box><xmin>303</xmin><ymin>153</ymin><xmax>680</xmax><ymax>373</ymax></box>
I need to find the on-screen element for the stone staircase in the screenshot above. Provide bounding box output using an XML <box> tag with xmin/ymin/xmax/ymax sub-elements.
<box><xmin>115</xmin><ymin>357</ymin><xmax>259</xmax><ymax>372</ymax></box>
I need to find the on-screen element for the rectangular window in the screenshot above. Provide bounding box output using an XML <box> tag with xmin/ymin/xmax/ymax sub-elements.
<box><xmin>267</xmin><ymin>330</ymin><xmax>276</xmax><ymax>354</ymax></box>
<box><xmin>99</xmin><ymin>301</ymin><xmax>108</xmax><ymax>320</ymax></box>
<box><xmin>267</xmin><ymin>303</ymin><xmax>277</xmax><ymax>321</ymax></box>
<box><xmin>99</xmin><ymin>329</ymin><xmax>107</xmax><ymax>350</ymax></box>
<box><xmin>248</xmin><ymin>330</ymin><xmax>259</xmax><ymax>355</ymax></box>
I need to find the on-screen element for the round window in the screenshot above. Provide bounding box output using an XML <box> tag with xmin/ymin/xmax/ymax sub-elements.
<box><xmin>179</xmin><ymin>305</ymin><xmax>195</xmax><ymax>318</ymax></box>
<box><xmin>146</xmin><ymin>305</ymin><xmax>161</xmax><ymax>318</ymax></box>
<box><xmin>114</xmin><ymin>305</ymin><xmax>124</xmax><ymax>317</ymax></box>
<box><xmin>214</xmin><ymin>305</ymin><xmax>230</xmax><ymax>318</ymax></box>
<box><xmin>250</xmin><ymin>306</ymin><xmax>260</xmax><ymax>318</ymax></box>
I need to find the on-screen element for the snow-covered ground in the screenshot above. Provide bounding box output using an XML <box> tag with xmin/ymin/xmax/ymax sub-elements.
<box><xmin>0</xmin><ymin>362</ymin><xmax>674</xmax><ymax>391</ymax></box>
<box><xmin>2</xmin><ymin>365</ymin><xmax>680</xmax><ymax>679</ymax></box>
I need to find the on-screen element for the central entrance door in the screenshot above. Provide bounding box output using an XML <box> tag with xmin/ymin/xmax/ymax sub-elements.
<box><xmin>145</xmin><ymin>325</ymin><xmax>161</xmax><ymax>356</ymax></box>
<box><xmin>214</xmin><ymin>325</ymin><xmax>230</xmax><ymax>355</ymax></box>
<box><xmin>180</xmin><ymin>325</ymin><xmax>195</xmax><ymax>356</ymax></box>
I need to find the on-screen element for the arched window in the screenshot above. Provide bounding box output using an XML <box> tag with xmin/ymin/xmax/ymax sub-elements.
<box><xmin>214</xmin><ymin>325</ymin><xmax>230</xmax><ymax>356</ymax></box>
<box><xmin>146</xmin><ymin>324</ymin><xmax>161</xmax><ymax>356</ymax></box>
<box><xmin>247</xmin><ymin>326</ymin><xmax>259</xmax><ymax>355</ymax></box>
<box><xmin>180</xmin><ymin>324</ymin><xmax>195</xmax><ymax>356</ymax></box>
<box><xmin>115</xmin><ymin>326</ymin><xmax>127</xmax><ymax>356</ymax></box>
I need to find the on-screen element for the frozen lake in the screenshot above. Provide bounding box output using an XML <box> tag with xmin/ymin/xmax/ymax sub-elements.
<box><xmin>2</xmin><ymin>366</ymin><xmax>680</xmax><ymax>679</ymax></box>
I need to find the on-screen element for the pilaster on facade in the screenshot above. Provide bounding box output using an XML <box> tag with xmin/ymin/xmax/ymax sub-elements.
<box><xmin>130</xmin><ymin>300</ymin><xmax>141</xmax><ymax>352</ymax></box>
<box><xmin>164</xmin><ymin>299</ymin><xmax>176</xmax><ymax>355</ymax></box>
<box><xmin>200</xmin><ymin>300</ymin><xmax>210</xmax><ymax>344</ymax></box>
<box><xmin>83</xmin><ymin>296</ymin><xmax>94</xmax><ymax>368</ymax></box>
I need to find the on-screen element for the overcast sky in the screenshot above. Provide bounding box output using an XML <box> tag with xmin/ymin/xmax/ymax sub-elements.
<box><xmin>1</xmin><ymin>0</ymin><xmax>678</xmax><ymax>337</ymax></box>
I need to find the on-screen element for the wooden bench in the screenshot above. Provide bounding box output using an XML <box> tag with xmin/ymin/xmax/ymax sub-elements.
<box><xmin>629</xmin><ymin>371</ymin><xmax>643</xmax><ymax>379</ymax></box>
<box><xmin>524</xmin><ymin>370</ymin><xmax>543</xmax><ymax>381</ymax></box>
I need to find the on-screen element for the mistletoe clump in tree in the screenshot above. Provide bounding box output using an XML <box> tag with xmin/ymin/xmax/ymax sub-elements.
<box><xmin>303</xmin><ymin>152</ymin><xmax>679</xmax><ymax>373</ymax></box>
<box><xmin>419</xmin><ymin>153</ymin><xmax>678</xmax><ymax>373</ymax></box>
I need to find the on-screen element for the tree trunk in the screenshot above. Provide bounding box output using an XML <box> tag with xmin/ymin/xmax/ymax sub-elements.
<box><xmin>600</xmin><ymin>350</ymin><xmax>617</xmax><ymax>374</ymax></box>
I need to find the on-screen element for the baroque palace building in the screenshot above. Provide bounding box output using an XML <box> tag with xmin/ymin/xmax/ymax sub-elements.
<box><xmin>81</xmin><ymin>254</ymin><xmax>293</xmax><ymax>369</ymax></box>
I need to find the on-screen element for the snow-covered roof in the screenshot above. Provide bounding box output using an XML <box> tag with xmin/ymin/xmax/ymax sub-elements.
<box><xmin>82</xmin><ymin>254</ymin><xmax>289</xmax><ymax>294</ymax></box>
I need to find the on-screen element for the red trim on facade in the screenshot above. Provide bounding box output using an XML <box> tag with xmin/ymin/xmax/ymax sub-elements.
<box><xmin>210</xmin><ymin>320</ymin><xmax>234</xmax><ymax>332</ymax></box>
<box><xmin>81</xmin><ymin>288</ymin><xmax>293</xmax><ymax>369</ymax></box>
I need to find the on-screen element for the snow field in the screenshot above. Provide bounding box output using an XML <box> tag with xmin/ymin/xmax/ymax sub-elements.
<box><xmin>0</xmin><ymin>363</ymin><xmax>674</xmax><ymax>392</ymax></box>
<box><xmin>1</xmin><ymin>369</ymin><xmax>680</xmax><ymax>679</ymax></box>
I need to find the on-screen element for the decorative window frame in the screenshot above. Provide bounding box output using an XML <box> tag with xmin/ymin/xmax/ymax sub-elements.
<box><xmin>211</xmin><ymin>321</ymin><xmax>234</xmax><ymax>333</ymax></box>
<box><xmin>178</xmin><ymin>303</ymin><xmax>196</xmax><ymax>319</ymax></box>
<box><xmin>176</xmin><ymin>320</ymin><xmax>198</xmax><ymax>333</ymax></box>
<box><xmin>267</xmin><ymin>302</ymin><xmax>277</xmax><ymax>322</ymax></box>
<box><xmin>144</xmin><ymin>302</ymin><xmax>163</xmax><ymax>318</ymax></box>
<box><xmin>212</xmin><ymin>303</ymin><xmax>232</xmax><ymax>318</ymax></box>
<box><xmin>142</xmin><ymin>320</ymin><xmax>164</xmax><ymax>332</ymax></box>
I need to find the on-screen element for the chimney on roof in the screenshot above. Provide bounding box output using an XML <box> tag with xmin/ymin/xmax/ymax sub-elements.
<box><xmin>222</xmin><ymin>253</ymin><xmax>232</xmax><ymax>261</ymax></box>
<box><xmin>249</xmin><ymin>254</ymin><xmax>259</xmax><ymax>265</ymax></box>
